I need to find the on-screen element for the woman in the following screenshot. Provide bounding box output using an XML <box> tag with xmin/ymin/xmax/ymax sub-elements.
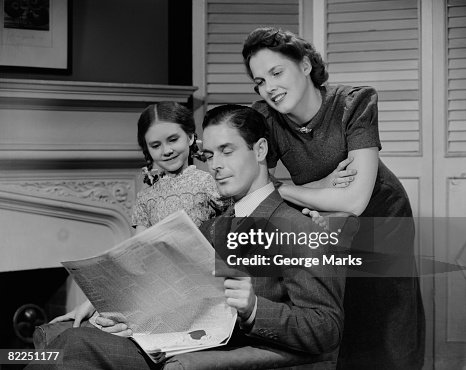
<box><xmin>242</xmin><ymin>27</ymin><xmax>425</xmax><ymax>369</ymax></box>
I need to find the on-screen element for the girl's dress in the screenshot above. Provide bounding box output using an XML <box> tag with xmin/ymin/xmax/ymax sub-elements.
<box><xmin>253</xmin><ymin>85</ymin><xmax>425</xmax><ymax>369</ymax></box>
<box><xmin>132</xmin><ymin>165</ymin><xmax>228</xmax><ymax>228</ymax></box>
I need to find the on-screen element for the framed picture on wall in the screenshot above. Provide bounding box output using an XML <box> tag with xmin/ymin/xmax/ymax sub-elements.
<box><xmin>0</xmin><ymin>0</ymin><xmax>69</xmax><ymax>71</ymax></box>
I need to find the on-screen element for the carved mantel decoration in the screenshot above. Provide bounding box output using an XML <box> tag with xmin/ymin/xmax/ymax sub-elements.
<box><xmin>0</xmin><ymin>179</ymin><xmax>135</xmax><ymax>220</ymax></box>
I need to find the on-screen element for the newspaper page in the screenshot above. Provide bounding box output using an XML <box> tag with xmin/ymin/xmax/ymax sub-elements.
<box><xmin>62</xmin><ymin>210</ymin><xmax>237</xmax><ymax>360</ymax></box>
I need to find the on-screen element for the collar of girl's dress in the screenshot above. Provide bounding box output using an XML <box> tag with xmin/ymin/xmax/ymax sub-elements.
<box><xmin>154</xmin><ymin>165</ymin><xmax>197</xmax><ymax>183</ymax></box>
<box><xmin>143</xmin><ymin>165</ymin><xmax>197</xmax><ymax>186</ymax></box>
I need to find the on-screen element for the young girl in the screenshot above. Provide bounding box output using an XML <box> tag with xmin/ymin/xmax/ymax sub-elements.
<box><xmin>50</xmin><ymin>102</ymin><xmax>229</xmax><ymax>332</ymax></box>
<box><xmin>132</xmin><ymin>101</ymin><xmax>228</xmax><ymax>231</ymax></box>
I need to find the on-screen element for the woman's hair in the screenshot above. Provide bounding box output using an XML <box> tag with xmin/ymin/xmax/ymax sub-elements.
<box><xmin>242</xmin><ymin>27</ymin><xmax>328</xmax><ymax>88</ymax></box>
<box><xmin>137</xmin><ymin>102</ymin><xmax>200</xmax><ymax>167</ymax></box>
<box><xmin>202</xmin><ymin>104</ymin><xmax>268</xmax><ymax>150</ymax></box>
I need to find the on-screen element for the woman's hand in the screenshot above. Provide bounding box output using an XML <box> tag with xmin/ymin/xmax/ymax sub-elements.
<box><xmin>306</xmin><ymin>157</ymin><xmax>357</xmax><ymax>189</ymax></box>
<box><xmin>49</xmin><ymin>299</ymin><xmax>96</xmax><ymax>328</ymax></box>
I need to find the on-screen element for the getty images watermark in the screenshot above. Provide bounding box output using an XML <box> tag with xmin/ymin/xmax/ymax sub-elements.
<box><xmin>225</xmin><ymin>228</ymin><xmax>362</xmax><ymax>268</ymax></box>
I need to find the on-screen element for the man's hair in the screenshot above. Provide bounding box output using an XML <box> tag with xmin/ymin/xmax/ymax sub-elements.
<box><xmin>202</xmin><ymin>104</ymin><xmax>268</xmax><ymax>149</ymax></box>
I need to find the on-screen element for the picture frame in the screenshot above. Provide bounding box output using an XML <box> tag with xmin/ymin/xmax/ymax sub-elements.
<box><xmin>0</xmin><ymin>0</ymin><xmax>70</xmax><ymax>71</ymax></box>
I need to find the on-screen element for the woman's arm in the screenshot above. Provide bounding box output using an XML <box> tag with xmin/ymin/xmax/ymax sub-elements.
<box><xmin>278</xmin><ymin>147</ymin><xmax>378</xmax><ymax>216</ymax></box>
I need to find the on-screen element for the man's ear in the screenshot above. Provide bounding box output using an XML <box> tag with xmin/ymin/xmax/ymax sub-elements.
<box><xmin>188</xmin><ymin>134</ymin><xmax>195</xmax><ymax>147</ymax></box>
<box><xmin>254</xmin><ymin>137</ymin><xmax>268</xmax><ymax>161</ymax></box>
<box><xmin>301</xmin><ymin>56</ymin><xmax>312</xmax><ymax>76</ymax></box>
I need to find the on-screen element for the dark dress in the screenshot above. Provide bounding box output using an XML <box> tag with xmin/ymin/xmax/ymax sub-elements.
<box><xmin>253</xmin><ymin>85</ymin><xmax>425</xmax><ymax>369</ymax></box>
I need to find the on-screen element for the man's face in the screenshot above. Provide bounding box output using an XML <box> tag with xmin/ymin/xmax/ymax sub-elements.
<box><xmin>202</xmin><ymin>121</ymin><xmax>262</xmax><ymax>201</ymax></box>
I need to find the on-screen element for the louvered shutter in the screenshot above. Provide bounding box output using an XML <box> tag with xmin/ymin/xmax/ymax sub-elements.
<box><xmin>447</xmin><ymin>0</ymin><xmax>466</xmax><ymax>154</ymax></box>
<box><xmin>326</xmin><ymin>0</ymin><xmax>421</xmax><ymax>155</ymax></box>
<box><xmin>206</xmin><ymin>0</ymin><xmax>299</xmax><ymax>106</ymax></box>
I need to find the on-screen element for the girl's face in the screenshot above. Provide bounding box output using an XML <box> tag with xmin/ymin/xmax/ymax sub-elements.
<box><xmin>145</xmin><ymin>121</ymin><xmax>194</xmax><ymax>176</ymax></box>
<box><xmin>249</xmin><ymin>48</ymin><xmax>312</xmax><ymax>118</ymax></box>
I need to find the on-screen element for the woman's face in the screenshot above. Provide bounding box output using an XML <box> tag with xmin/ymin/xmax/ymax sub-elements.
<box><xmin>144</xmin><ymin>121</ymin><xmax>194</xmax><ymax>176</ymax></box>
<box><xmin>249</xmin><ymin>48</ymin><xmax>311</xmax><ymax>117</ymax></box>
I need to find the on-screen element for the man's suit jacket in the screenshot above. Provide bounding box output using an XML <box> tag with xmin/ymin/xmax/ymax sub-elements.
<box><xmin>200</xmin><ymin>190</ymin><xmax>358</xmax><ymax>356</ymax></box>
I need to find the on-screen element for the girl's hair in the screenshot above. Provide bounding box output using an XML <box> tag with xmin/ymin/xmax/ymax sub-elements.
<box><xmin>137</xmin><ymin>102</ymin><xmax>202</xmax><ymax>169</ymax></box>
<box><xmin>242</xmin><ymin>27</ymin><xmax>328</xmax><ymax>88</ymax></box>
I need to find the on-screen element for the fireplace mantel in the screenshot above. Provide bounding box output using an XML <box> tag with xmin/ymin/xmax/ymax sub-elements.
<box><xmin>0</xmin><ymin>78</ymin><xmax>196</xmax><ymax>273</ymax></box>
<box><xmin>0</xmin><ymin>78</ymin><xmax>197</xmax><ymax>111</ymax></box>
<box><xmin>0</xmin><ymin>79</ymin><xmax>197</xmax><ymax>168</ymax></box>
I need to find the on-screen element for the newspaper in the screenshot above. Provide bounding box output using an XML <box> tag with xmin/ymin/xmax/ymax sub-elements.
<box><xmin>62</xmin><ymin>210</ymin><xmax>237</xmax><ymax>362</ymax></box>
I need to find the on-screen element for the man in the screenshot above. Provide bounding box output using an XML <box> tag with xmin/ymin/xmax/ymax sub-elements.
<box><xmin>29</xmin><ymin>105</ymin><xmax>357</xmax><ymax>370</ymax></box>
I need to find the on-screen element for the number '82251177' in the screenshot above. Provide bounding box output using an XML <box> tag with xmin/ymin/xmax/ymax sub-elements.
<box><xmin>0</xmin><ymin>349</ymin><xmax>63</xmax><ymax>364</ymax></box>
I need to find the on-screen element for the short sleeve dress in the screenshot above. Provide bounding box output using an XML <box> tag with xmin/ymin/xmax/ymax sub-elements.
<box><xmin>253</xmin><ymin>85</ymin><xmax>425</xmax><ymax>369</ymax></box>
<box><xmin>131</xmin><ymin>165</ymin><xmax>228</xmax><ymax>228</ymax></box>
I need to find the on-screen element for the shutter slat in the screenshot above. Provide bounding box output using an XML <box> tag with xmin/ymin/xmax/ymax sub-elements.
<box><xmin>208</xmin><ymin>93</ymin><xmax>258</xmax><ymax>104</ymax></box>
<box><xmin>327</xmin><ymin>50</ymin><xmax>418</xmax><ymax>62</ymax></box>
<box><xmin>380</xmin><ymin>131</ymin><xmax>419</xmax><ymax>141</ymax></box>
<box><xmin>449</xmin><ymin>111</ymin><xmax>466</xmax><ymax>120</ymax></box>
<box><xmin>449</xmin><ymin>142</ymin><xmax>466</xmax><ymax>152</ymax></box>
<box><xmin>328</xmin><ymin>0</ymin><xmax>417</xmax><ymax>13</ymax></box>
<box><xmin>209</xmin><ymin>64</ymin><xmax>247</xmax><ymax>73</ymax></box>
<box><xmin>448</xmin><ymin>100</ymin><xmax>466</xmax><ymax>110</ymax></box>
<box><xmin>211</xmin><ymin>0</ymin><xmax>298</xmax><ymax>4</ymax></box>
<box><xmin>449</xmin><ymin>121</ymin><xmax>466</xmax><ymax>130</ymax></box>
<box><xmin>448</xmin><ymin>5</ymin><xmax>466</xmax><ymax>16</ymax></box>
<box><xmin>328</xmin><ymin>19</ymin><xmax>417</xmax><ymax>33</ymax></box>
<box><xmin>329</xmin><ymin>60</ymin><xmax>419</xmax><ymax>73</ymax></box>
<box><xmin>449</xmin><ymin>90</ymin><xmax>466</xmax><ymax>99</ymax></box>
<box><xmin>379</xmin><ymin>121</ymin><xmax>420</xmax><ymax>131</ymax></box>
<box><xmin>449</xmin><ymin>17</ymin><xmax>466</xmax><ymax>28</ymax></box>
<box><xmin>330</xmin><ymin>70</ymin><xmax>418</xmax><ymax>82</ymax></box>
<box><xmin>327</xmin><ymin>0</ymin><xmax>421</xmax><ymax>154</ymax></box>
<box><xmin>207</xmin><ymin>74</ymin><xmax>251</xmax><ymax>83</ymax></box>
<box><xmin>328</xmin><ymin>9</ymin><xmax>417</xmax><ymax>23</ymax></box>
<box><xmin>380</xmin><ymin>111</ymin><xmax>419</xmax><ymax>120</ymax></box>
<box><xmin>206</xmin><ymin>1</ymin><xmax>299</xmax><ymax>105</ymax></box>
<box><xmin>208</xmin><ymin>84</ymin><xmax>255</xmax><ymax>93</ymax></box>
<box><xmin>449</xmin><ymin>131</ymin><xmax>466</xmax><ymax>141</ymax></box>
<box><xmin>209</xmin><ymin>24</ymin><xmax>298</xmax><ymax>33</ymax></box>
<box><xmin>449</xmin><ymin>59</ymin><xmax>466</xmax><ymax>69</ymax></box>
<box><xmin>327</xmin><ymin>80</ymin><xmax>419</xmax><ymax>91</ymax></box>
<box><xmin>328</xmin><ymin>29</ymin><xmax>418</xmax><ymax>43</ymax></box>
<box><xmin>327</xmin><ymin>39</ymin><xmax>418</xmax><ymax>52</ymax></box>
<box><xmin>209</xmin><ymin>14</ymin><xmax>298</xmax><ymax>23</ymax></box>
<box><xmin>209</xmin><ymin>4</ymin><xmax>298</xmax><ymax>14</ymax></box>
<box><xmin>379</xmin><ymin>90</ymin><xmax>419</xmax><ymax>101</ymax></box>
<box><xmin>379</xmin><ymin>101</ymin><xmax>419</xmax><ymax>110</ymax></box>
<box><xmin>449</xmin><ymin>28</ymin><xmax>466</xmax><ymax>39</ymax></box>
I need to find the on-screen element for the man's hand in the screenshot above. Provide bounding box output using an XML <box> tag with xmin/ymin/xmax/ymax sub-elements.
<box><xmin>49</xmin><ymin>299</ymin><xmax>95</xmax><ymax>328</ymax></box>
<box><xmin>302</xmin><ymin>209</ymin><xmax>329</xmax><ymax>230</ymax></box>
<box><xmin>94</xmin><ymin>312</ymin><xmax>133</xmax><ymax>337</ymax></box>
<box><xmin>224</xmin><ymin>277</ymin><xmax>256</xmax><ymax>320</ymax></box>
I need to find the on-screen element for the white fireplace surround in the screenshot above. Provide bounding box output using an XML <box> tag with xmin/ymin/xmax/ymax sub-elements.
<box><xmin>0</xmin><ymin>78</ymin><xmax>197</xmax><ymax>274</ymax></box>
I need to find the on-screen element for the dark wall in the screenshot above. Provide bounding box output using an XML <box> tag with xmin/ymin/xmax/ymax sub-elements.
<box><xmin>168</xmin><ymin>0</ymin><xmax>192</xmax><ymax>86</ymax></box>
<box><xmin>0</xmin><ymin>0</ymin><xmax>179</xmax><ymax>85</ymax></box>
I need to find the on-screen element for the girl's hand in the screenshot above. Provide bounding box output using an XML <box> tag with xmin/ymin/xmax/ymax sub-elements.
<box><xmin>318</xmin><ymin>157</ymin><xmax>357</xmax><ymax>189</ymax></box>
<box><xmin>49</xmin><ymin>299</ymin><xmax>96</xmax><ymax>327</ymax></box>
